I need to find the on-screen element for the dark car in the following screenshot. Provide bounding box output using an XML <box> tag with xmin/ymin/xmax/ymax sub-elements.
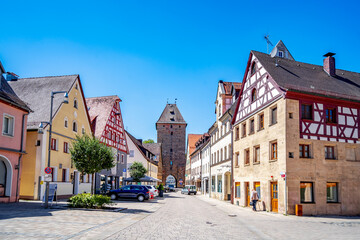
<box><xmin>108</xmin><ymin>185</ymin><xmax>150</xmax><ymax>202</ymax></box>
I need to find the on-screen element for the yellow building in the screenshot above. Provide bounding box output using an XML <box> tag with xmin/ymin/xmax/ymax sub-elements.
<box><xmin>9</xmin><ymin>75</ymin><xmax>92</xmax><ymax>199</ymax></box>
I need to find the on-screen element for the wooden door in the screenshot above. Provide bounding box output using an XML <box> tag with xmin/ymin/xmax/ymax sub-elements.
<box><xmin>271</xmin><ymin>182</ymin><xmax>278</xmax><ymax>212</ymax></box>
<box><xmin>245</xmin><ymin>182</ymin><xmax>250</xmax><ymax>206</ymax></box>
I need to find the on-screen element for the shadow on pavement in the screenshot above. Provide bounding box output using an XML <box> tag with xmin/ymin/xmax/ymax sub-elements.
<box><xmin>0</xmin><ymin>201</ymin><xmax>66</xmax><ymax>220</ymax></box>
<box><xmin>122</xmin><ymin>209</ymin><xmax>154</xmax><ymax>214</ymax></box>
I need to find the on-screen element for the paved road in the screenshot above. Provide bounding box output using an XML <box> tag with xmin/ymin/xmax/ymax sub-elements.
<box><xmin>0</xmin><ymin>191</ymin><xmax>359</xmax><ymax>239</ymax></box>
<box><xmin>111</xmin><ymin>192</ymin><xmax>360</xmax><ymax>240</ymax></box>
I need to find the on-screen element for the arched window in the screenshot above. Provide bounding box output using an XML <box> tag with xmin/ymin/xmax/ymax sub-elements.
<box><xmin>250</xmin><ymin>62</ymin><xmax>256</xmax><ymax>75</ymax></box>
<box><xmin>73</xmin><ymin>121</ymin><xmax>77</xmax><ymax>132</ymax></box>
<box><xmin>64</xmin><ymin>117</ymin><xmax>68</xmax><ymax>128</ymax></box>
<box><xmin>73</xmin><ymin>99</ymin><xmax>78</xmax><ymax>109</ymax></box>
<box><xmin>251</xmin><ymin>88</ymin><xmax>257</xmax><ymax>102</ymax></box>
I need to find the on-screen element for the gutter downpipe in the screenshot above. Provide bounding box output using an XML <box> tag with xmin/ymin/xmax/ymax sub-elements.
<box><xmin>16</xmin><ymin>112</ymin><xmax>28</xmax><ymax>202</ymax></box>
<box><xmin>229</xmin><ymin>112</ymin><xmax>234</xmax><ymax>204</ymax></box>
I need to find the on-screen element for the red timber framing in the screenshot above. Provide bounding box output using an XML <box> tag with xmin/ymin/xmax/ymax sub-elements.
<box><xmin>287</xmin><ymin>91</ymin><xmax>360</xmax><ymax>143</ymax></box>
<box><xmin>100</xmin><ymin>100</ymin><xmax>128</xmax><ymax>153</ymax></box>
<box><xmin>233</xmin><ymin>53</ymin><xmax>285</xmax><ymax>124</ymax></box>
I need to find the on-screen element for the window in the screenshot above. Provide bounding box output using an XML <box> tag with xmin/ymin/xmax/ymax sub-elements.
<box><xmin>51</xmin><ymin>138</ymin><xmax>58</xmax><ymax>151</ymax></box>
<box><xmin>250</xmin><ymin>62</ymin><xmax>256</xmax><ymax>75</ymax></box>
<box><xmin>2</xmin><ymin>114</ymin><xmax>14</xmax><ymax>136</ymax></box>
<box><xmin>300</xmin><ymin>182</ymin><xmax>314</xmax><ymax>203</ymax></box>
<box><xmin>259</xmin><ymin>113</ymin><xmax>264</xmax><ymax>130</ymax></box>
<box><xmin>74</xmin><ymin>99</ymin><xmax>78</xmax><ymax>109</ymax></box>
<box><xmin>242</xmin><ymin>123</ymin><xmax>246</xmax><ymax>137</ymax></box>
<box><xmin>251</xmin><ymin>89</ymin><xmax>257</xmax><ymax>102</ymax></box>
<box><xmin>235</xmin><ymin>182</ymin><xmax>240</xmax><ymax>198</ymax></box>
<box><xmin>121</xmin><ymin>154</ymin><xmax>124</xmax><ymax>164</ymax></box>
<box><xmin>224</xmin><ymin>146</ymin><xmax>227</xmax><ymax>159</ymax></box>
<box><xmin>73</xmin><ymin>121</ymin><xmax>77</xmax><ymax>132</ymax></box>
<box><xmin>244</xmin><ymin>149</ymin><xmax>250</xmax><ymax>165</ymax></box>
<box><xmin>325</xmin><ymin>146</ymin><xmax>335</xmax><ymax>159</ymax></box>
<box><xmin>211</xmin><ymin>176</ymin><xmax>215</xmax><ymax>191</ymax></box>
<box><xmin>254</xmin><ymin>182</ymin><xmax>261</xmax><ymax>199</ymax></box>
<box><xmin>289</xmin><ymin>113</ymin><xmax>293</xmax><ymax>119</ymax></box>
<box><xmin>271</xmin><ymin>107</ymin><xmax>277</xmax><ymax>125</ymax></box>
<box><xmin>64</xmin><ymin>117</ymin><xmax>68</xmax><ymax>128</ymax></box>
<box><xmin>299</xmin><ymin>144</ymin><xmax>310</xmax><ymax>158</ymax></box>
<box><xmin>235</xmin><ymin>152</ymin><xmax>239</xmax><ymax>167</ymax></box>
<box><xmin>301</xmin><ymin>104</ymin><xmax>313</xmax><ymax>120</ymax></box>
<box><xmin>75</xmin><ymin>84</ymin><xmax>78</xmax><ymax>89</ymax></box>
<box><xmin>249</xmin><ymin>119</ymin><xmax>254</xmax><ymax>134</ymax></box>
<box><xmin>220</xmin><ymin>149</ymin><xmax>223</xmax><ymax>161</ymax></box>
<box><xmin>63</xmin><ymin>142</ymin><xmax>69</xmax><ymax>153</ymax></box>
<box><xmin>270</xmin><ymin>142</ymin><xmax>277</xmax><ymax>160</ymax></box>
<box><xmin>82</xmin><ymin>127</ymin><xmax>85</xmax><ymax>134</ymax></box>
<box><xmin>129</xmin><ymin>150</ymin><xmax>134</xmax><ymax>157</ymax></box>
<box><xmin>217</xmin><ymin>175</ymin><xmax>222</xmax><ymax>193</ymax></box>
<box><xmin>254</xmin><ymin>146</ymin><xmax>260</xmax><ymax>163</ymax></box>
<box><xmin>218</xmin><ymin>105</ymin><xmax>222</xmax><ymax>117</ymax></box>
<box><xmin>62</xmin><ymin>169</ymin><xmax>67</xmax><ymax>182</ymax></box>
<box><xmin>278</xmin><ymin>51</ymin><xmax>284</xmax><ymax>58</ymax></box>
<box><xmin>327</xmin><ymin>182</ymin><xmax>338</xmax><ymax>203</ymax></box>
<box><xmin>326</xmin><ymin>108</ymin><xmax>337</xmax><ymax>123</ymax></box>
<box><xmin>235</xmin><ymin>127</ymin><xmax>240</xmax><ymax>140</ymax></box>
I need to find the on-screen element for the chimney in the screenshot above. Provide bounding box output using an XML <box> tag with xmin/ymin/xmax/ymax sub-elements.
<box><xmin>323</xmin><ymin>52</ymin><xmax>336</xmax><ymax>77</ymax></box>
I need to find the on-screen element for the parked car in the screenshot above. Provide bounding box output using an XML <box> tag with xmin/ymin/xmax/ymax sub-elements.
<box><xmin>185</xmin><ymin>185</ymin><xmax>197</xmax><ymax>195</ymax></box>
<box><xmin>108</xmin><ymin>185</ymin><xmax>150</xmax><ymax>202</ymax></box>
<box><xmin>167</xmin><ymin>184</ymin><xmax>176</xmax><ymax>192</ymax></box>
<box><xmin>146</xmin><ymin>185</ymin><xmax>159</xmax><ymax>197</ymax></box>
<box><xmin>181</xmin><ymin>187</ymin><xmax>189</xmax><ymax>194</ymax></box>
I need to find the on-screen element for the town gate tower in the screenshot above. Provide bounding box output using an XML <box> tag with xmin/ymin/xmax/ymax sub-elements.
<box><xmin>156</xmin><ymin>103</ymin><xmax>187</xmax><ymax>187</ymax></box>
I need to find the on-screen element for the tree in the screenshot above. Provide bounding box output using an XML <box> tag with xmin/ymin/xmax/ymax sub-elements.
<box><xmin>143</xmin><ymin>139</ymin><xmax>155</xmax><ymax>144</ymax></box>
<box><xmin>70</xmin><ymin>134</ymin><xmax>115</xmax><ymax>194</ymax></box>
<box><xmin>129</xmin><ymin>162</ymin><xmax>147</xmax><ymax>182</ymax></box>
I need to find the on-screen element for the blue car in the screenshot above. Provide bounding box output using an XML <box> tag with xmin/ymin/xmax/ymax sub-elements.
<box><xmin>108</xmin><ymin>185</ymin><xmax>150</xmax><ymax>202</ymax></box>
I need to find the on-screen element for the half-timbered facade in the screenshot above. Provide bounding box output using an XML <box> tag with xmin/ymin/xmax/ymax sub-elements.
<box><xmin>86</xmin><ymin>95</ymin><xmax>128</xmax><ymax>192</ymax></box>
<box><xmin>232</xmin><ymin>41</ymin><xmax>360</xmax><ymax>215</ymax></box>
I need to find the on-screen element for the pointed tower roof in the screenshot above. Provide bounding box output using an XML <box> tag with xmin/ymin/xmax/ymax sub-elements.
<box><xmin>270</xmin><ymin>40</ymin><xmax>295</xmax><ymax>60</ymax></box>
<box><xmin>156</xmin><ymin>103</ymin><xmax>187</xmax><ymax>125</ymax></box>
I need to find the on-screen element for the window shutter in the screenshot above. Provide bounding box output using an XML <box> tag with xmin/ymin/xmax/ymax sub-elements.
<box><xmin>56</xmin><ymin>139</ymin><xmax>59</xmax><ymax>151</ymax></box>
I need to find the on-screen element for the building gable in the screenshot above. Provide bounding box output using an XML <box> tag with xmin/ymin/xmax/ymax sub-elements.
<box><xmin>234</xmin><ymin>53</ymin><xmax>285</xmax><ymax>124</ymax></box>
<box><xmin>100</xmin><ymin>100</ymin><xmax>128</xmax><ymax>153</ymax></box>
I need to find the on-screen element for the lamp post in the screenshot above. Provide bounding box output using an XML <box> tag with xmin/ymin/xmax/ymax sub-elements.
<box><xmin>38</xmin><ymin>91</ymin><xmax>68</xmax><ymax>208</ymax></box>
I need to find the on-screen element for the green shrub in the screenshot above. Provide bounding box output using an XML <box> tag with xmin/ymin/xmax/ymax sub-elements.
<box><xmin>68</xmin><ymin>193</ymin><xmax>112</xmax><ymax>208</ymax></box>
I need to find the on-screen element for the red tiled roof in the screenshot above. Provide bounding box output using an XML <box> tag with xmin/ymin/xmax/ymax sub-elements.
<box><xmin>187</xmin><ymin>134</ymin><xmax>202</xmax><ymax>155</ymax></box>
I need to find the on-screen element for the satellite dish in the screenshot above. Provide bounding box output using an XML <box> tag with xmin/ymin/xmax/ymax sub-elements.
<box><xmin>270</xmin><ymin>48</ymin><xmax>278</xmax><ymax>58</ymax></box>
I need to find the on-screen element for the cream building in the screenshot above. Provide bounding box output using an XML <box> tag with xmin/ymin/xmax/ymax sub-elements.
<box><xmin>232</xmin><ymin>41</ymin><xmax>360</xmax><ymax>215</ymax></box>
<box><xmin>209</xmin><ymin>81</ymin><xmax>241</xmax><ymax>201</ymax></box>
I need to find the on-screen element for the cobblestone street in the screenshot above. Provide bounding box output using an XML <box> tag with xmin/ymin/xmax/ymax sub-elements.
<box><xmin>1</xmin><ymin>191</ymin><xmax>360</xmax><ymax>239</ymax></box>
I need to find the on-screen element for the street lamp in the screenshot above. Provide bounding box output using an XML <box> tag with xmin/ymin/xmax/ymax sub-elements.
<box><xmin>38</xmin><ymin>91</ymin><xmax>69</xmax><ymax>208</ymax></box>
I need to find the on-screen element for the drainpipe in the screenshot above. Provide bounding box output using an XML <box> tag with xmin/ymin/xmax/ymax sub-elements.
<box><xmin>16</xmin><ymin>113</ymin><xmax>28</xmax><ymax>202</ymax></box>
<box><xmin>229</xmin><ymin>112</ymin><xmax>234</xmax><ymax>204</ymax></box>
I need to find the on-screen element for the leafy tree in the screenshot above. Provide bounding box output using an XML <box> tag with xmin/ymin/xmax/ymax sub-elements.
<box><xmin>70</xmin><ymin>134</ymin><xmax>115</xmax><ymax>194</ymax></box>
<box><xmin>143</xmin><ymin>139</ymin><xmax>155</xmax><ymax>144</ymax></box>
<box><xmin>129</xmin><ymin>162</ymin><xmax>147</xmax><ymax>182</ymax></box>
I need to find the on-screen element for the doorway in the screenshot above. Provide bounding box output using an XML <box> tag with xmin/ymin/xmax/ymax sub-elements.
<box><xmin>245</xmin><ymin>182</ymin><xmax>250</xmax><ymax>206</ymax></box>
<box><xmin>271</xmin><ymin>182</ymin><xmax>278</xmax><ymax>212</ymax></box>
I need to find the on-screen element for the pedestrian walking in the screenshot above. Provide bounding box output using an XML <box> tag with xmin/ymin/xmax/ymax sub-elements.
<box><xmin>251</xmin><ymin>188</ymin><xmax>259</xmax><ymax>211</ymax></box>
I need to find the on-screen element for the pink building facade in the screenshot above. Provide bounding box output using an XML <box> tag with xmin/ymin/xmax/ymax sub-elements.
<box><xmin>0</xmin><ymin>71</ymin><xmax>31</xmax><ymax>203</ymax></box>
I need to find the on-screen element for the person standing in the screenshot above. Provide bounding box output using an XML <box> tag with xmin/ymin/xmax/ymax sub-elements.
<box><xmin>251</xmin><ymin>188</ymin><xmax>259</xmax><ymax>211</ymax></box>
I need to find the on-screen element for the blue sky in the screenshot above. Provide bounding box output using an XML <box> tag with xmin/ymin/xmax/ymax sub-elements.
<box><xmin>1</xmin><ymin>0</ymin><xmax>359</xmax><ymax>141</ymax></box>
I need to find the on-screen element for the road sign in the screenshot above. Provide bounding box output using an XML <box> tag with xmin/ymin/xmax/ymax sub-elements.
<box><xmin>123</xmin><ymin>168</ymin><xmax>126</xmax><ymax>172</ymax></box>
<box><xmin>45</xmin><ymin>167</ymin><xmax>52</xmax><ymax>174</ymax></box>
<box><xmin>179</xmin><ymin>179</ymin><xmax>183</xmax><ymax>185</ymax></box>
<box><xmin>44</xmin><ymin>174</ymin><xmax>52</xmax><ymax>182</ymax></box>
<box><xmin>280</xmin><ymin>172</ymin><xmax>286</xmax><ymax>178</ymax></box>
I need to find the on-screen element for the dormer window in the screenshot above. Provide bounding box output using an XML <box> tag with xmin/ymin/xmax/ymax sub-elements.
<box><xmin>74</xmin><ymin>99</ymin><xmax>78</xmax><ymax>109</ymax></box>
<box><xmin>250</xmin><ymin>62</ymin><xmax>256</xmax><ymax>75</ymax></box>
<box><xmin>278</xmin><ymin>51</ymin><xmax>284</xmax><ymax>58</ymax></box>
<box><xmin>251</xmin><ymin>89</ymin><xmax>257</xmax><ymax>102</ymax></box>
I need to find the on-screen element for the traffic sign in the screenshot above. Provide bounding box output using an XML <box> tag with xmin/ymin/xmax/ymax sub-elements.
<box><xmin>123</xmin><ymin>168</ymin><xmax>126</xmax><ymax>172</ymax></box>
<box><xmin>280</xmin><ymin>172</ymin><xmax>286</xmax><ymax>178</ymax></box>
<box><xmin>179</xmin><ymin>179</ymin><xmax>183</xmax><ymax>185</ymax></box>
<box><xmin>44</xmin><ymin>174</ymin><xmax>52</xmax><ymax>182</ymax></box>
<box><xmin>45</xmin><ymin>167</ymin><xmax>52</xmax><ymax>174</ymax></box>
